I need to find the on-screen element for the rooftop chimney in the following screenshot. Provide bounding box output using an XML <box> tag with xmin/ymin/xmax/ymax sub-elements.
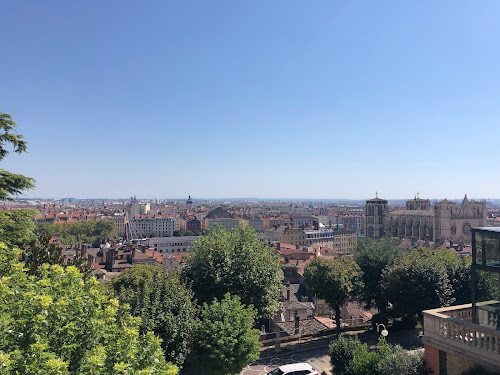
<box><xmin>294</xmin><ymin>312</ymin><xmax>300</xmax><ymax>334</ymax></box>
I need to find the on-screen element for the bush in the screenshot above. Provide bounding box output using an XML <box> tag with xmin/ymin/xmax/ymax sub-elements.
<box><xmin>349</xmin><ymin>344</ymin><xmax>381</xmax><ymax>375</ymax></box>
<box><xmin>329</xmin><ymin>335</ymin><xmax>361</xmax><ymax>375</ymax></box>
<box><xmin>329</xmin><ymin>335</ymin><xmax>424</xmax><ymax>375</ymax></box>
<box><xmin>379</xmin><ymin>346</ymin><xmax>425</xmax><ymax>375</ymax></box>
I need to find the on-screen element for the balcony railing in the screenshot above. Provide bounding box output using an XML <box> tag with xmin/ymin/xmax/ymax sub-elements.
<box><xmin>423</xmin><ymin>304</ymin><xmax>500</xmax><ymax>372</ymax></box>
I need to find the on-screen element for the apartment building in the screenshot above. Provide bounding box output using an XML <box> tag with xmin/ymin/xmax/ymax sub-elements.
<box><xmin>144</xmin><ymin>236</ymin><xmax>199</xmax><ymax>254</ymax></box>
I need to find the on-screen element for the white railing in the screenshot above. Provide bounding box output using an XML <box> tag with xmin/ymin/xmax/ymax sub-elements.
<box><xmin>423</xmin><ymin>304</ymin><xmax>500</xmax><ymax>370</ymax></box>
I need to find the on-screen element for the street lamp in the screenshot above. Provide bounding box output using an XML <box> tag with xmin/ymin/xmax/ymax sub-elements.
<box><xmin>376</xmin><ymin>323</ymin><xmax>388</xmax><ymax>337</ymax></box>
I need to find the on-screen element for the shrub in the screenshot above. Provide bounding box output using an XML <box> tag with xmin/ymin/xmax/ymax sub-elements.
<box><xmin>379</xmin><ymin>346</ymin><xmax>425</xmax><ymax>375</ymax></box>
<box><xmin>349</xmin><ymin>344</ymin><xmax>381</xmax><ymax>375</ymax></box>
<box><xmin>329</xmin><ymin>335</ymin><xmax>361</xmax><ymax>375</ymax></box>
<box><xmin>329</xmin><ymin>335</ymin><xmax>424</xmax><ymax>375</ymax></box>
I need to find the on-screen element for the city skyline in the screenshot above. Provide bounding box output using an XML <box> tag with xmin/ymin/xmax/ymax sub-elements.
<box><xmin>2</xmin><ymin>1</ymin><xmax>500</xmax><ymax>199</ymax></box>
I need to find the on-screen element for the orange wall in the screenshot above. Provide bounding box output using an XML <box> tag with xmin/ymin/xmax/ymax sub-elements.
<box><xmin>424</xmin><ymin>344</ymin><xmax>440</xmax><ymax>375</ymax></box>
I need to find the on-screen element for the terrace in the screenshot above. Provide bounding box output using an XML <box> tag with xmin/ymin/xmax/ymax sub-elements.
<box><xmin>423</xmin><ymin>227</ymin><xmax>500</xmax><ymax>375</ymax></box>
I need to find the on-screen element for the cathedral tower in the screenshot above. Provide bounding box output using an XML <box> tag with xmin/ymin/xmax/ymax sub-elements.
<box><xmin>364</xmin><ymin>196</ymin><xmax>389</xmax><ymax>239</ymax></box>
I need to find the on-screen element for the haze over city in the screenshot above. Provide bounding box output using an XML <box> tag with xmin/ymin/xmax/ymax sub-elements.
<box><xmin>2</xmin><ymin>1</ymin><xmax>500</xmax><ymax>199</ymax></box>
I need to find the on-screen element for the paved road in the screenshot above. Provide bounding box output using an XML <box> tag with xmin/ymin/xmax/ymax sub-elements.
<box><xmin>240</xmin><ymin>329</ymin><xmax>423</xmax><ymax>375</ymax></box>
<box><xmin>240</xmin><ymin>347</ymin><xmax>330</xmax><ymax>375</ymax></box>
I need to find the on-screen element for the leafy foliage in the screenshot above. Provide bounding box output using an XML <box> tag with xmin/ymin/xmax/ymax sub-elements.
<box><xmin>21</xmin><ymin>235</ymin><xmax>91</xmax><ymax>276</ymax></box>
<box><xmin>182</xmin><ymin>225</ymin><xmax>283</xmax><ymax>318</ymax></box>
<box><xmin>329</xmin><ymin>335</ymin><xmax>361</xmax><ymax>375</ymax></box>
<box><xmin>379</xmin><ymin>346</ymin><xmax>425</xmax><ymax>375</ymax></box>
<box><xmin>329</xmin><ymin>335</ymin><xmax>424</xmax><ymax>375</ymax></box>
<box><xmin>36</xmin><ymin>219</ymin><xmax>117</xmax><ymax>247</ymax></box>
<box><xmin>425</xmin><ymin>248</ymin><xmax>495</xmax><ymax>304</ymax></box>
<box><xmin>173</xmin><ymin>229</ymin><xmax>194</xmax><ymax>237</ymax></box>
<box><xmin>382</xmin><ymin>249</ymin><xmax>454</xmax><ymax>320</ymax></box>
<box><xmin>0</xmin><ymin>209</ymin><xmax>38</xmax><ymax>247</ymax></box>
<box><xmin>304</xmin><ymin>256</ymin><xmax>363</xmax><ymax>334</ymax></box>
<box><xmin>111</xmin><ymin>265</ymin><xmax>196</xmax><ymax>367</ymax></box>
<box><xmin>0</xmin><ymin>241</ymin><xmax>20</xmax><ymax>277</ymax></box>
<box><xmin>190</xmin><ymin>294</ymin><xmax>261</xmax><ymax>375</ymax></box>
<box><xmin>355</xmin><ymin>238</ymin><xmax>402</xmax><ymax>314</ymax></box>
<box><xmin>0</xmin><ymin>111</ymin><xmax>35</xmax><ymax>200</ymax></box>
<box><xmin>0</xmin><ymin>259</ymin><xmax>177</xmax><ymax>375</ymax></box>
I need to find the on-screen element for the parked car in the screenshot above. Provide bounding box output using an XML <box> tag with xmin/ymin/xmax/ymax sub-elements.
<box><xmin>267</xmin><ymin>363</ymin><xmax>318</xmax><ymax>375</ymax></box>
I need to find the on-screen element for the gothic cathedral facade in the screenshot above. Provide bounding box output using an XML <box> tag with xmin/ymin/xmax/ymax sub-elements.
<box><xmin>364</xmin><ymin>195</ymin><xmax>486</xmax><ymax>244</ymax></box>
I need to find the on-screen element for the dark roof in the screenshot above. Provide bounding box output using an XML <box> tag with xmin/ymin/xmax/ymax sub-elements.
<box><xmin>205</xmin><ymin>206</ymin><xmax>232</xmax><ymax>219</ymax></box>
<box><xmin>367</xmin><ymin>198</ymin><xmax>387</xmax><ymax>203</ymax></box>
<box><xmin>277</xmin><ymin>317</ymin><xmax>330</xmax><ymax>336</ymax></box>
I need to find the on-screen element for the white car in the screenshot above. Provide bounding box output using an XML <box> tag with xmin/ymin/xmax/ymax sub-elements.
<box><xmin>267</xmin><ymin>362</ymin><xmax>318</xmax><ymax>375</ymax></box>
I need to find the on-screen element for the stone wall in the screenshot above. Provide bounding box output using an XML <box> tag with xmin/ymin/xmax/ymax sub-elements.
<box><xmin>446</xmin><ymin>353</ymin><xmax>475</xmax><ymax>375</ymax></box>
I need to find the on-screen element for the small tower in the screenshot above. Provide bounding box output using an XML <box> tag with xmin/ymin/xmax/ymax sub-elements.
<box><xmin>364</xmin><ymin>194</ymin><xmax>389</xmax><ymax>239</ymax></box>
<box><xmin>186</xmin><ymin>195</ymin><xmax>193</xmax><ymax>214</ymax></box>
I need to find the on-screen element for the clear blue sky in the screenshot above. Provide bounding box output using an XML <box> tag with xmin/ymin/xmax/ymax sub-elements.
<box><xmin>1</xmin><ymin>1</ymin><xmax>499</xmax><ymax>200</ymax></box>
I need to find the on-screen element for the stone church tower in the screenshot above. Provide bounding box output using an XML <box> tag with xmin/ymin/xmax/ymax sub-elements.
<box><xmin>364</xmin><ymin>197</ymin><xmax>390</xmax><ymax>239</ymax></box>
<box><xmin>433</xmin><ymin>195</ymin><xmax>486</xmax><ymax>243</ymax></box>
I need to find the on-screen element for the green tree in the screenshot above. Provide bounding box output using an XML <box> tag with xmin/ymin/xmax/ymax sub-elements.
<box><xmin>304</xmin><ymin>257</ymin><xmax>363</xmax><ymax>335</ymax></box>
<box><xmin>0</xmin><ymin>208</ymin><xmax>38</xmax><ymax>247</ymax></box>
<box><xmin>190</xmin><ymin>294</ymin><xmax>261</xmax><ymax>375</ymax></box>
<box><xmin>382</xmin><ymin>249</ymin><xmax>454</xmax><ymax>322</ymax></box>
<box><xmin>0</xmin><ymin>259</ymin><xmax>177</xmax><ymax>375</ymax></box>
<box><xmin>424</xmin><ymin>248</ymin><xmax>495</xmax><ymax>305</ymax></box>
<box><xmin>0</xmin><ymin>111</ymin><xmax>35</xmax><ymax>200</ymax></box>
<box><xmin>111</xmin><ymin>265</ymin><xmax>196</xmax><ymax>368</ymax></box>
<box><xmin>21</xmin><ymin>235</ymin><xmax>91</xmax><ymax>277</ymax></box>
<box><xmin>173</xmin><ymin>230</ymin><xmax>183</xmax><ymax>237</ymax></box>
<box><xmin>355</xmin><ymin>238</ymin><xmax>402</xmax><ymax>320</ymax></box>
<box><xmin>35</xmin><ymin>219</ymin><xmax>117</xmax><ymax>246</ymax></box>
<box><xmin>182</xmin><ymin>225</ymin><xmax>283</xmax><ymax>319</ymax></box>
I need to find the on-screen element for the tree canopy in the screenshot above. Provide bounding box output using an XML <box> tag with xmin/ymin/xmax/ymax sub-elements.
<box><xmin>0</xmin><ymin>111</ymin><xmax>35</xmax><ymax>200</ymax></box>
<box><xmin>190</xmin><ymin>294</ymin><xmax>261</xmax><ymax>375</ymax></box>
<box><xmin>355</xmin><ymin>238</ymin><xmax>402</xmax><ymax>319</ymax></box>
<box><xmin>0</xmin><ymin>260</ymin><xmax>178</xmax><ymax>375</ymax></box>
<box><xmin>304</xmin><ymin>256</ymin><xmax>363</xmax><ymax>335</ymax></box>
<box><xmin>382</xmin><ymin>249</ymin><xmax>454</xmax><ymax>320</ymax></box>
<box><xmin>36</xmin><ymin>219</ymin><xmax>117</xmax><ymax>247</ymax></box>
<box><xmin>111</xmin><ymin>265</ymin><xmax>197</xmax><ymax>368</ymax></box>
<box><xmin>0</xmin><ymin>208</ymin><xmax>38</xmax><ymax>247</ymax></box>
<box><xmin>181</xmin><ymin>225</ymin><xmax>283</xmax><ymax>319</ymax></box>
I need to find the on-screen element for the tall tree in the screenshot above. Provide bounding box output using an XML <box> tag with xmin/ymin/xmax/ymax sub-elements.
<box><xmin>0</xmin><ymin>111</ymin><xmax>35</xmax><ymax>200</ymax></box>
<box><xmin>354</xmin><ymin>238</ymin><xmax>402</xmax><ymax>320</ymax></box>
<box><xmin>304</xmin><ymin>257</ymin><xmax>363</xmax><ymax>335</ymax></box>
<box><xmin>421</xmin><ymin>248</ymin><xmax>495</xmax><ymax>305</ymax></box>
<box><xmin>0</xmin><ymin>259</ymin><xmax>178</xmax><ymax>375</ymax></box>
<box><xmin>181</xmin><ymin>225</ymin><xmax>283</xmax><ymax>319</ymax></box>
<box><xmin>382</xmin><ymin>249</ymin><xmax>454</xmax><ymax>321</ymax></box>
<box><xmin>111</xmin><ymin>265</ymin><xmax>196</xmax><ymax>368</ymax></box>
<box><xmin>190</xmin><ymin>294</ymin><xmax>261</xmax><ymax>375</ymax></box>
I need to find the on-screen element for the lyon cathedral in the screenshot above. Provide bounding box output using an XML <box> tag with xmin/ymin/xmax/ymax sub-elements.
<box><xmin>364</xmin><ymin>195</ymin><xmax>486</xmax><ymax>244</ymax></box>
